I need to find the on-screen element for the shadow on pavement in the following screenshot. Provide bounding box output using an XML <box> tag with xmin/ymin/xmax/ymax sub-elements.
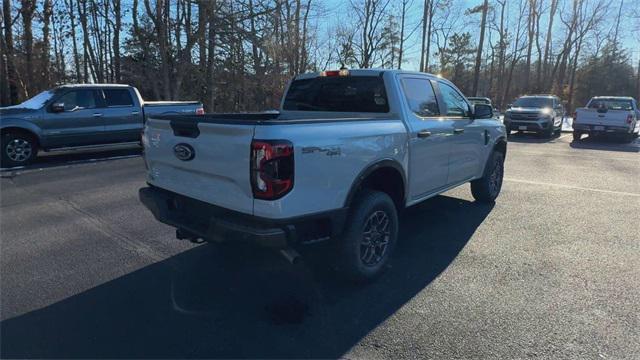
<box><xmin>0</xmin><ymin>195</ymin><xmax>493</xmax><ymax>358</ymax></box>
<box><xmin>0</xmin><ymin>144</ymin><xmax>142</xmax><ymax>173</ymax></box>
<box><xmin>506</xmin><ymin>131</ymin><xmax>562</xmax><ymax>143</ymax></box>
<box><xmin>570</xmin><ymin>135</ymin><xmax>639</xmax><ymax>153</ymax></box>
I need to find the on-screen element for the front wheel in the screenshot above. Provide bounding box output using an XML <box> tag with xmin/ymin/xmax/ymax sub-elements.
<box><xmin>471</xmin><ymin>151</ymin><xmax>505</xmax><ymax>203</ymax></box>
<box><xmin>1</xmin><ymin>132</ymin><xmax>38</xmax><ymax>168</ymax></box>
<box><xmin>336</xmin><ymin>190</ymin><xmax>398</xmax><ymax>283</ymax></box>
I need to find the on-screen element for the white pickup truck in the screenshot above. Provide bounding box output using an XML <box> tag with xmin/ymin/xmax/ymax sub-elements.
<box><xmin>573</xmin><ymin>96</ymin><xmax>640</xmax><ymax>142</ymax></box>
<box><xmin>139</xmin><ymin>69</ymin><xmax>507</xmax><ymax>282</ymax></box>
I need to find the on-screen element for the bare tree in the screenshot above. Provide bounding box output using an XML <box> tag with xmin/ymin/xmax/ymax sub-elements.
<box><xmin>472</xmin><ymin>0</ymin><xmax>489</xmax><ymax>95</ymax></box>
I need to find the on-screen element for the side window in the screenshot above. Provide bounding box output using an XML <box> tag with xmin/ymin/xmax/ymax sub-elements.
<box><xmin>56</xmin><ymin>90</ymin><xmax>97</xmax><ymax>111</ymax></box>
<box><xmin>439</xmin><ymin>83</ymin><xmax>470</xmax><ymax>117</ymax></box>
<box><xmin>104</xmin><ymin>89</ymin><xmax>134</xmax><ymax>107</ymax></box>
<box><xmin>401</xmin><ymin>78</ymin><xmax>439</xmax><ymax>117</ymax></box>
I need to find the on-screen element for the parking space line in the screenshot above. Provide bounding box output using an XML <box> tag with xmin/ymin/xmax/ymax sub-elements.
<box><xmin>504</xmin><ymin>178</ymin><xmax>640</xmax><ymax>197</ymax></box>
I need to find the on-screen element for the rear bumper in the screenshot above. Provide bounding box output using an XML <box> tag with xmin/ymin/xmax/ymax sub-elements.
<box><xmin>572</xmin><ymin>123</ymin><xmax>631</xmax><ymax>134</ymax></box>
<box><xmin>139</xmin><ymin>186</ymin><xmax>347</xmax><ymax>248</ymax></box>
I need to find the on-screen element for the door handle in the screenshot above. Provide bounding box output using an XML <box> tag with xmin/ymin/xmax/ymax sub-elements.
<box><xmin>132</xmin><ymin>111</ymin><xmax>140</xmax><ymax>115</ymax></box>
<box><xmin>453</xmin><ymin>128</ymin><xmax>465</xmax><ymax>134</ymax></box>
<box><xmin>417</xmin><ymin>130</ymin><xmax>432</xmax><ymax>138</ymax></box>
<box><xmin>93</xmin><ymin>113</ymin><xmax>103</xmax><ymax>117</ymax></box>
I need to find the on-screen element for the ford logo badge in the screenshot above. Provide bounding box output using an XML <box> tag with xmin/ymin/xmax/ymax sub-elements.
<box><xmin>173</xmin><ymin>143</ymin><xmax>195</xmax><ymax>161</ymax></box>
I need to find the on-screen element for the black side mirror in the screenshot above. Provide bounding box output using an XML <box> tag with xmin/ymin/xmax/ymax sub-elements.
<box><xmin>473</xmin><ymin>104</ymin><xmax>493</xmax><ymax>119</ymax></box>
<box><xmin>51</xmin><ymin>103</ymin><xmax>65</xmax><ymax>113</ymax></box>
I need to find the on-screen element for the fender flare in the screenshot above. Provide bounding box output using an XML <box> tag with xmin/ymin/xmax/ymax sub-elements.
<box><xmin>0</xmin><ymin>120</ymin><xmax>43</xmax><ymax>145</ymax></box>
<box><xmin>343</xmin><ymin>158</ymin><xmax>407</xmax><ymax>208</ymax></box>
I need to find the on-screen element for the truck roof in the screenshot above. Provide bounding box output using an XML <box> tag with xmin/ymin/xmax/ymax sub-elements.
<box><xmin>590</xmin><ymin>96</ymin><xmax>634</xmax><ymax>100</ymax></box>
<box><xmin>55</xmin><ymin>83</ymin><xmax>131</xmax><ymax>89</ymax></box>
<box><xmin>519</xmin><ymin>94</ymin><xmax>557</xmax><ymax>98</ymax></box>
<box><xmin>294</xmin><ymin>69</ymin><xmax>444</xmax><ymax>81</ymax></box>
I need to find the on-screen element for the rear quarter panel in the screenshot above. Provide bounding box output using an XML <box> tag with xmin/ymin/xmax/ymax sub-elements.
<box><xmin>253</xmin><ymin>119</ymin><xmax>409</xmax><ymax>219</ymax></box>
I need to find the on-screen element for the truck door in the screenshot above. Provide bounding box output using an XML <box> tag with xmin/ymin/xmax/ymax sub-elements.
<box><xmin>100</xmin><ymin>88</ymin><xmax>144</xmax><ymax>143</ymax></box>
<box><xmin>436</xmin><ymin>82</ymin><xmax>484</xmax><ymax>184</ymax></box>
<box><xmin>42</xmin><ymin>89</ymin><xmax>105</xmax><ymax>147</ymax></box>
<box><xmin>398</xmin><ymin>75</ymin><xmax>452</xmax><ymax>200</ymax></box>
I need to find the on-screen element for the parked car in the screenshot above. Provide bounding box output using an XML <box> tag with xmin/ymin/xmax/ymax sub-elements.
<box><xmin>138</xmin><ymin>69</ymin><xmax>507</xmax><ymax>282</ymax></box>
<box><xmin>573</xmin><ymin>96</ymin><xmax>639</xmax><ymax>142</ymax></box>
<box><xmin>0</xmin><ymin>84</ymin><xmax>203</xmax><ymax>167</ymax></box>
<box><xmin>503</xmin><ymin>95</ymin><xmax>564</xmax><ymax>137</ymax></box>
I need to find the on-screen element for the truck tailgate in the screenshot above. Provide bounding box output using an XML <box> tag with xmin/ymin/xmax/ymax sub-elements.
<box><xmin>576</xmin><ymin>108</ymin><xmax>630</xmax><ymax>127</ymax></box>
<box><xmin>143</xmin><ymin>117</ymin><xmax>255</xmax><ymax>214</ymax></box>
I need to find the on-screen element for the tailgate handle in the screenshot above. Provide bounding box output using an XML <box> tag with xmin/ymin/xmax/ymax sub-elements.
<box><xmin>170</xmin><ymin>119</ymin><xmax>200</xmax><ymax>138</ymax></box>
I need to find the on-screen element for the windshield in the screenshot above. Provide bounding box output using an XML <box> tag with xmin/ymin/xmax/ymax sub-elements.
<box><xmin>7</xmin><ymin>90</ymin><xmax>56</xmax><ymax>109</ymax></box>
<box><xmin>588</xmin><ymin>99</ymin><xmax>633</xmax><ymax>111</ymax></box>
<box><xmin>283</xmin><ymin>76</ymin><xmax>389</xmax><ymax>113</ymax></box>
<box><xmin>513</xmin><ymin>97</ymin><xmax>553</xmax><ymax>108</ymax></box>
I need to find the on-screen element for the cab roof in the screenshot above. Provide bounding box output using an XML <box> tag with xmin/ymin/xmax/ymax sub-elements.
<box><xmin>56</xmin><ymin>83</ymin><xmax>131</xmax><ymax>89</ymax></box>
<box><xmin>294</xmin><ymin>69</ymin><xmax>443</xmax><ymax>81</ymax></box>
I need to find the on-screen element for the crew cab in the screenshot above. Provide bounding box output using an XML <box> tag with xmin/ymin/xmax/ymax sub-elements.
<box><xmin>573</xmin><ymin>96</ymin><xmax>640</xmax><ymax>142</ymax></box>
<box><xmin>139</xmin><ymin>69</ymin><xmax>507</xmax><ymax>282</ymax></box>
<box><xmin>0</xmin><ymin>84</ymin><xmax>203</xmax><ymax>167</ymax></box>
<box><xmin>503</xmin><ymin>95</ymin><xmax>564</xmax><ymax>137</ymax></box>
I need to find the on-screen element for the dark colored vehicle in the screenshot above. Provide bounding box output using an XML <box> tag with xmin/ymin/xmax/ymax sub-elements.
<box><xmin>0</xmin><ymin>84</ymin><xmax>203</xmax><ymax>167</ymax></box>
<box><xmin>503</xmin><ymin>95</ymin><xmax>564</xmax><ymax>138</ymax></box>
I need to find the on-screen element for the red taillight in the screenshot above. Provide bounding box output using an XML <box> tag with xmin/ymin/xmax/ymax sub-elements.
<box><xmin>319</xmin><ymin>69</ymin><xmax>350</xmax><ymax>77</ymax></box>
<box><xmin>195</xmin><ymin>107</ymin><xmax>205</xmax><ymax>115</ymax></box>
<box><xmin>251</xmin><ymin>140</ymin><xmax>294</xmax><ymax>200</ymax></box>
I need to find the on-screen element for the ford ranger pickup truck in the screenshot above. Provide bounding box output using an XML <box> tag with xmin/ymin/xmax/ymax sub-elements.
<box><xmin>503</xmin><ymin>95</ymin><xmax>564</xmax><ymax>138</ymax></box>
<box><xmin>0</xmin><ymin>84</ymin><xmax>203</xmax><ymax>167</ymax></box>
<box><xmin>139</xmin><ymin>69</ymin><xmax>507</xmax><ymax>282</ymax></box>
<box><xmin>573</xmin><ymin>96</ymin><xmax>639</xmax><ymax>142</ymax></box>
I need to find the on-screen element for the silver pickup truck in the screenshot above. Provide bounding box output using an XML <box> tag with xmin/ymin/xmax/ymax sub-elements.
<box><xmin>0</xmin><ymin>84</ymin><xmax>203</xmax><ymax>167</ymax></box>
<box><xmin>139</xmin><ymin>69</ymin><xmax>507</xmax><ymax>282</ymax></box>
<box><xmin>573</xmin><ymin>96</ymin><xmax>640</xmax><ymax>142</ymax></box>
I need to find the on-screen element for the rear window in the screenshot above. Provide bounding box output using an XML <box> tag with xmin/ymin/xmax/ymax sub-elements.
<box><xmin>104</xmin><ymin>89</ymin><xmax>134</xmax><ymax>107</ymax></box>
<box><xmin>588</xmin><ymin>99</ymin><xmax>633</xmax><ymax>111</ymax></box>
<box><xmin>283</xmin><ymin>76</ymin><xmax>389</xmax><ymax>113</ymax></box>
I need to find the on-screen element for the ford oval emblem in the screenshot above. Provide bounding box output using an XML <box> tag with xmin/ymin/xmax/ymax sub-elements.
<box><xmin>173</xmin><ymin>143</ymin><xmax>195</xmax><ymax>161</ymax></box>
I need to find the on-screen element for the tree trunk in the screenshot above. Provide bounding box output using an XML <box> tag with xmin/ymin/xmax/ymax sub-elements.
<box><xmin>112</xmin><ymin>0</ymin><xmax>121</xmax><ymax>82</ymax></box>
<box><xmin>419</xmin><ymin>0</ymin><xmax>429</xmax><ymax>72</ymax></box>
<box><xmin>206</xmin><ymin>0</ymin><xmax>217</xmax><ymax>111</ymax></box>
<box><xmin>66</xmin><ymin>0</ymin><xmax>82</xmax><ymax>81</ymax></box>
<box><xmin>2</xmin><ymin>0</ymin><xmax>18</xmax><ymax>104</ymax></box>
<box><xmin>42</xmin><ymin>0</ymin><xmax>53</xmax><ymax>88</ymax></box>
<box><xmin>542</xmin><ymin>0</ymin><xmax>558</xmax><ymax>91</ymax></box>
<box><xmin>20</xmin><ymin>0</ymin><xmax>36</xmax><ymax>97</ymax></box>
<box><xmin>472</xmin><ymin>0</ymin><xmax>489</xmax><ymax>96</ymax></box>
<box><xmin>397</xmin><ymin>0</ymin><xmax>406</xmax><ymax>69</ymax></box>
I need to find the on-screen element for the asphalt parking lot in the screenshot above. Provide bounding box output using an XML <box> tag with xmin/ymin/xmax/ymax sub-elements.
<box><xmin>1</xmin><ymin>133</ymin><xmax>639</xmax><ymax>358</ymax></box>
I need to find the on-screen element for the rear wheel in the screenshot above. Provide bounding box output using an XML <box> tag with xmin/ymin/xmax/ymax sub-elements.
<box><xmin>1</xmin><ymin>132</ymin><xmax>38</xmax><ymax>168</ymax></box>
<box><xmin>471</xmin><ymin>151</ymin><xmax>504</xmax><ymax>203</ymax></box>
<box><xmin>336</xmin><ymin>190</ymin><xmax>398</xmax><ymax>283</ymax></box>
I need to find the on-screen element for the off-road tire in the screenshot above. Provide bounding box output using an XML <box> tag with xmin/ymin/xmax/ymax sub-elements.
<box><xmin>471</xmin><ymin>151</ymin><xmax>505</xmax><ymax>203</ymax></box>
<box><xmin>336</xmin><ymin>190</ymin><xmax>398</xmax><ymax>283</ymax></box>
